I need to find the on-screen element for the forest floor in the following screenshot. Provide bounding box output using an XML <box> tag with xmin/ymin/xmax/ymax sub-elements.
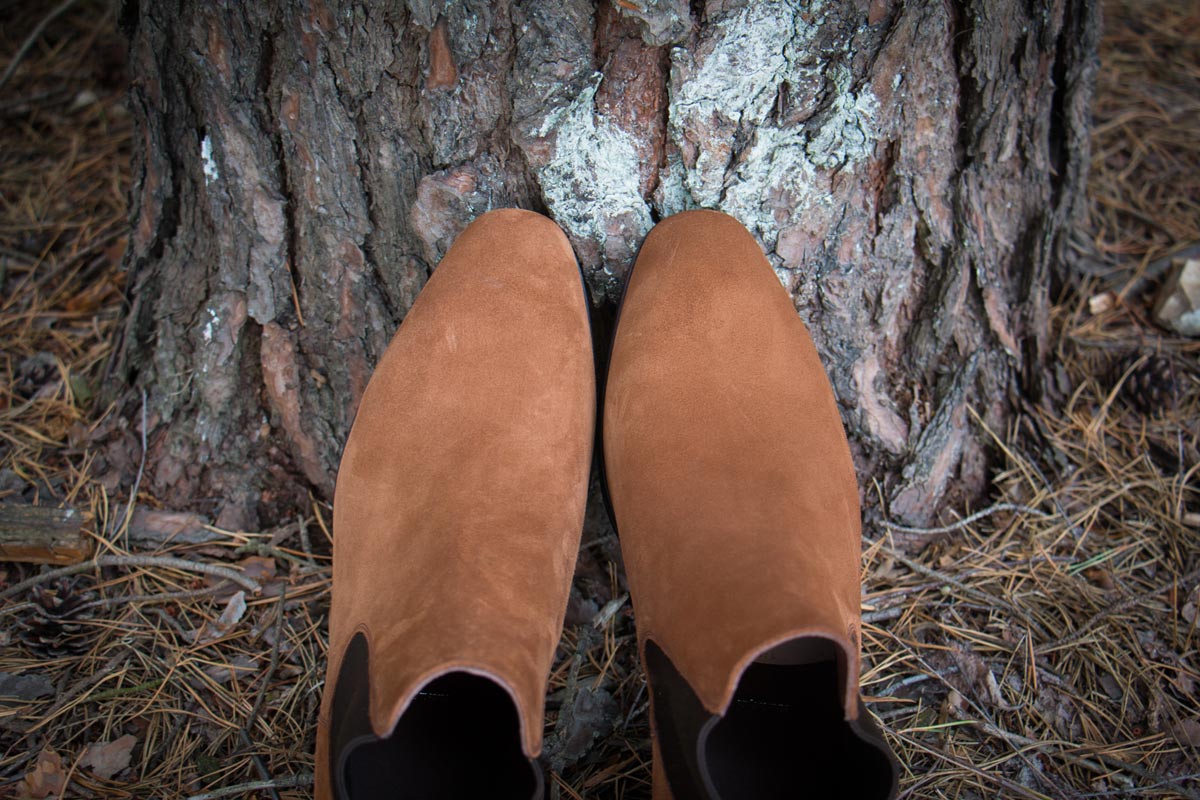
<box><xmin>1</xmin><ymin>1</ymin><xmax>1198</xmax><ymax>798</ymax></box>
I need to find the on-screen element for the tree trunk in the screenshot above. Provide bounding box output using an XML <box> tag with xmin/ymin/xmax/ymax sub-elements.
<box><xmin>114</xmin><ymin>0</ymin><xmax>1099</xmax><ymax>531</ymax></box>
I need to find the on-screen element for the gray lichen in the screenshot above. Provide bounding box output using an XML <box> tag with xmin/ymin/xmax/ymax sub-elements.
<box><xmin>663</xmin><ymin>1</ymin><xmax>880</xmax><ymax>264</ymax></box>
<box><xmin>612</xmin><ymin>0</ymin><xmax>691</xmax><ymax>46</ymax></box>
<box><xmin>529</xmin><ymin>76</ymin><xmax>654</xmax><ymax>299</ymax></box>
<box><xmin>509</xmin><ymin>0</ymin><xmax>595</xmax><ymax>144</ymax></box>
<box><xmin>403</xmin><ymin>0</ymin><xmax>448</xmax><ymax>30</ymax></box>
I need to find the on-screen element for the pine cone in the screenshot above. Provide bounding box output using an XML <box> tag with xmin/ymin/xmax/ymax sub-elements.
<box><xmin>1114</xmin><ymin>354</ymin><xmax>1179</xmax><ymax>414</ymax></box>
<box><xmin>15</xmin><ymin>576</ymin><xmax>98</xmax><ymax>657</ymax></box>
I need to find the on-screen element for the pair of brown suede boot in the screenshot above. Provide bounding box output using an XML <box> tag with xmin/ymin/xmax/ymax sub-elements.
<box><xmin>313</xmin><ymin>209</ymin><xmax>899</xmax><ymax>799</ymax></box>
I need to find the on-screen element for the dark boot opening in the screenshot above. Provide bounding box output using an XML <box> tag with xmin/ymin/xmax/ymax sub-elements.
<box><xmin>646</xmin><ymin>637</ymin><xmax>897</xmax><ymax>799</ymax></box>
<box><xmin>705</xmin><ymin>638</ymin><xmax>895</xmax><ymax>798</ymax></box>
<box><xmin>330</xmin><ymin>635</ymin><xmax>541</xmax><ymax>799</ymax></box>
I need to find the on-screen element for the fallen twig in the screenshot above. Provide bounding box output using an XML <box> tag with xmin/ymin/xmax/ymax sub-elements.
<box><xmin>73</xmin><ymin>585</ymin><xmax>221</xmax><ymax>613</ymax></box>
<box><xmin>185</xmin><ymin>773</ymin><xmax>313</xmax><ymax>800</ymax></box>
<box><xmin>881</xmin><ymin>502</ymin><xmax>1052</xmax><ymax>536</ymax></box>
<box><xmin>0</xmin><ymin>554</ymin><xmax>261</xmax><ymax>601</ymax></box>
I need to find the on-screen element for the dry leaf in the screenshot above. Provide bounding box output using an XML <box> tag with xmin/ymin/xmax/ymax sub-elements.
<box><xmin>104</xmin><ymin>237</ymin><xmax>128</xmax><ymax>268</ymax></box>
<box><xmin>1099</xmin><ymin>673</ymin><xmax>1124</xmax><ymax>701</ymax></box>
<box><xmin>20</xmin><ymin>748</ymin><xmax>65</xmax><ymax>799</ymax></box>
<box><xmin>237</xmin><ymin>556</ymin><xmax>277</xmax><ymax>582</ymax></box>
<box><xmin>951</xmin><ymin>643</ymin><xmax>1017</xmax><ymax>711</ymax></box>
<box><xmin>1181</xmin><ymin>585</ymin><xmax>1199</xmax><ymax>625</ymax></box>
<box><xmin>201</xmin><ymin>654</ymin><xmax>259</xmax><ymax>686</ymax></box>
<box><xmin>544</xmin><ymin>684</ymin><xmax>618</xmax><ymax>771</ymax></box>
<box><xmin>1171</xmin><ymin>655</ymin><xmax>1197</xmax><ymax>697</ymax></box>
<box><xmin>984</xmin><ymin>668</ymin><xmax>1019</xmax><ymax>712</ymax></box>
<box><xmin>0</xmin><ymin>672</ymin><xmax>55</xmax><ymax>705</ymax></box>
<box><xmin>218</xmin><ymin>591</ymin><xmax>247</xmax><ymax>628</ymax></box>
<box><xmin>1083</xmin><ymin>567</ymin><xmax>1116</xmax><ymax>591</ymax></box>
<box><xmin>81</xmin><ymin>734</ymin><xmax>136</xmax><ymax>780</ymax></box>
<box><xmin>1168</xmin><ymin>717</ymin><xmax>1200</xmax><ymax>747</ymax></box>
<box><xmin>207</xmin><ymin>591</ymin><xmax>247</xmax><ymax>641</ymax></box>
<box><xmin>1173</xmin><ymin>669</ymin><xmax>1196</xmax><ymax>697</ymax></box>
<box><xmin>204</xmin><ymin>556</ymin><xmax>276</xmax><ymax>598</ymax></box>
<box><xmin>127</xmin><ymin>508</ymin><xmax>219</xmax><ymax>546</ymax></box>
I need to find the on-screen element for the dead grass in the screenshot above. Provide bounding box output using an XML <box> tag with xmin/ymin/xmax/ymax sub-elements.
<box><xmin>0</xmin><ymin>0</ymin><xmax>1197</xmax><ymax>798</ymax></box>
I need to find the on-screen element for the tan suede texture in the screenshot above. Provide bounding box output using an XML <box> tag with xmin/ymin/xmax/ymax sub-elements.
<box><xmin>313</xmin><ymin>209</ymin><xmax>595</xmax><ymax>800</ymax></box>
<box><xmin>604</xmin><ymin>210</ymin><xmax>865</xmax><ymax>736</ymax></box>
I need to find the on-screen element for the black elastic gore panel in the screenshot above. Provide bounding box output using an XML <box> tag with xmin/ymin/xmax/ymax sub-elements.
<box><xmin>646</xmin><ymin>638</ymin><xmax>898</xmax><ymax>799</ymax></box>
<box><xmin>330</xmin><ymin>633</ymin><xmax>542</xmax><ymax>799</ymax></box>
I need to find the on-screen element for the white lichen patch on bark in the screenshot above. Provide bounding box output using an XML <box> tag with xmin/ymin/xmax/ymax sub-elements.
<box><xmin>668</xmin><ymin>2</ymin><xmax>800</xmax><ymax>208</ymax></box>
<box><xmin>653</xmin><ymin>151</ymin><xmax>694</xmax><ymax>217</ymax></box>
<box><xmin>200</xmin><ymin>134</ymin><xmax>219</xmax><ymax>184</ymax></box>
<box><xmin>613</xmin><ymin>0</ymin><xmax>690</xmax><ymax>46</ymax></box>
<box><xmin>664</xmin><ymin>1</ymin><xmax>881</xmax><ymax>264</ymax></box>
<box><xmin>202</xmin><ymin>307</ymin><xmax>219</xmax><ymax>343</ymax></box>
<box><xmin>804</xmin><ymin>67</ymin><xmax>880</xmax><ymax>170</ymax></box>
<box><xmin>532</xmin><ymin>75</ymin><xmax>653</xmax><ymax>297</ymax></box>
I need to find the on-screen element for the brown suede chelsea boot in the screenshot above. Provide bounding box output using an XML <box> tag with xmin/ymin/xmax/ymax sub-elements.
<box><xmin>314</xmin><ymin>209</ymin><xmax>595</xmax><ymax>799</ymax></box>
<box><xmin>603</xmin><ymin>210</ymin><xmax>899</xmax><ymax>799</ymax></box>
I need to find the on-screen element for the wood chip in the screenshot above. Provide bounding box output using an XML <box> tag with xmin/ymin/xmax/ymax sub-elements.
<box><xmin>0</xmin><ymin>505</ymin><xmax>91</xmax><ymax>565</ymax></box>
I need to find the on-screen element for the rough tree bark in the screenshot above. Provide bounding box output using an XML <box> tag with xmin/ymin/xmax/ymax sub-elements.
<box><xmin>114</xmin><ymin>0</ymin><xmax>1099</xmax><ymax>531</ymax></box>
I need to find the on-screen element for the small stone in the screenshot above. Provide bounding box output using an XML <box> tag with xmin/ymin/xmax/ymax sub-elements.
<box><xmin>1153</xmin><ymin>258</ymin><xmax>1200</xmax><ymax>337</ymax></box>
<box><xmin>1088</xmin><ymin>291</ymin><xmax>1115</xmax><ymax>315</ymax></box>
<box><xmin>70</xmin><ymin>89</ymin><xmax>99</xmax><ymax>111</ymax></box>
